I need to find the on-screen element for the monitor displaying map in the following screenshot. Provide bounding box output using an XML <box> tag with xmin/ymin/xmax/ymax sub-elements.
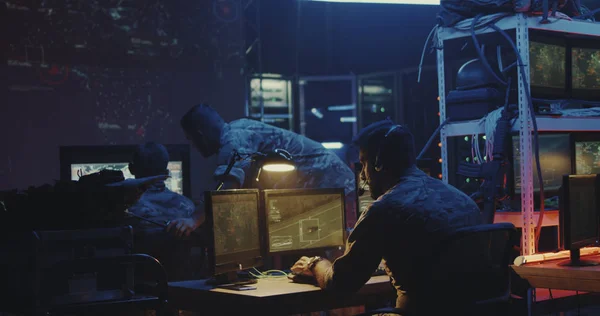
<box><xmin>263</xmin><ymin>188</ymin><xmax>346</xmax><ymax>254</ymax></box>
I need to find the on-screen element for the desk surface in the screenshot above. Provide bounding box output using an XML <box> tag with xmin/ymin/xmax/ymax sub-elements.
<box><xmin>512</xmin><ymin>255</ymin><xmax>600</xmax><ymax>293</ymax></box>
<box><xmin>168</xmin><ymin>275</ymin><xmax>395</xmax><ymax>315</ymax></box>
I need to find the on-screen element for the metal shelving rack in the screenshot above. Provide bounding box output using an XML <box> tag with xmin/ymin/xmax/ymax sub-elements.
<box><xmin>437</xmin><ymin>13</ymin><xmax>600</xmax><ymax>255</ymax></box>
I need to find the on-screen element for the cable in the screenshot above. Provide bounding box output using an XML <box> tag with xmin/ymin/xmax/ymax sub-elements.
<box><xmin>471</xmin><ymin>15</ymin><xmax>508</xmax><ymax>86</ymax></box>
<box><xmin>417</xmin><ymin>25</ymin><xmax>439</xmax><ymax>83</ymax></box>
<box><xmin>250</xmin><ymin>267</ymin><xmax>289</xmax><ymax>279</ymax></box>
<box><xmin>416</xmin><ymin>117</ymin><xmax>451</xmax><ymax>160</ymax></box>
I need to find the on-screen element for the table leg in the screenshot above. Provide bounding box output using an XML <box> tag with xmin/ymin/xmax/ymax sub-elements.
<box><xmin>527</xmin><ymin>288</ymin><xmax>536</xmax><ymax>316</ymax></box>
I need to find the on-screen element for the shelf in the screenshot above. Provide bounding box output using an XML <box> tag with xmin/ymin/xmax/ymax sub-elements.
<box><xmin>443</xmin><ymin>116</ymin><xmax>600</xmax><ymax>137</ymax></box>
<box><xmin>441</xmin><ymin>14</ymin><xmax>600</xmax><ymax>41</ymax></box>
<box><xmin>249</xmin><ymin>113</ymin><xmax>292</xmax><ymax>119</ymax></box>
<box><xmin>495</xmin><ymin>210</ymin><xmax>558</xmax><ymax>228</ymax></box>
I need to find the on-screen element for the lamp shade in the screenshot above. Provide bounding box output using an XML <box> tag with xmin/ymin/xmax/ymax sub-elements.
<box><xmin>262</xmin><ymin>149</ymin><xmax>295</xmax><ymax>172</ymax></box>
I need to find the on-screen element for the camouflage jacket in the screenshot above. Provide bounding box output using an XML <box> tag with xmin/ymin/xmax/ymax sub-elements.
<box><xmin>127</xmin><ymin>182</ymin><xmax>195</xmax><ymax>229</ymax></box>
<box><xmin>320</xmin><ymin>166</ymin><xmax>481</xmax><ymax>308</ymax></box>
<box><xmin>215</xmin><ymin>119</ymin><xmax>355</xmax><ymax>195</ymax></box>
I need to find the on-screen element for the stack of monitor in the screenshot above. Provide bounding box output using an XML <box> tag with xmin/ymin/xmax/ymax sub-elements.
<box><xmin>509</xmin><ymin>133</ymin><xmax>600</xmax><ymax>207</ymax></box>
<box><xmin>204</xmin><ymin>188</ymin><xmax>347</xmax><ymax>285</ymax></box>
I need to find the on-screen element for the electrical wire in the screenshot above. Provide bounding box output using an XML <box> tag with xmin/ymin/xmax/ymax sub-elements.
<box><xmin>417</xmin><ymin>25</ymin><xmax>439</xmax><ymax>83</ymax></box>
<box><xmin>248</xmin><ymin>267</ymin><xmax>289</xmax><ymax>279</ymax></box>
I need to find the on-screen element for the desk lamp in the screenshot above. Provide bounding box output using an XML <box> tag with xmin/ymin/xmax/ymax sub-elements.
<box><xmin>216</xmin><ymin>149</ymin><xmax>295</xmax><ymax>190</ymax></box>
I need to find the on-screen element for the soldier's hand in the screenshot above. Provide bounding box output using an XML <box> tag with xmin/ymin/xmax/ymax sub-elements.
<box><xmin>291</xmin><ymin>256</ymin><xmax>313</xmax><ymax>276</ymax></box>
<box><xmin>166</xmin><ymin>218</ymin><xmax>199</xmax><ymax>238</ymax></box>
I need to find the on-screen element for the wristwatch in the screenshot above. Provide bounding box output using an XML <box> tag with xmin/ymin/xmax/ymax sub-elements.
<box><xmin>307</xmin><ymin>256</ymin><xmax>324</xmax><ymax>271</ymax></box>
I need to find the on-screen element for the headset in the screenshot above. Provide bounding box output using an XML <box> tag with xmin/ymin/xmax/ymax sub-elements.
<box><xmin>374</xmin><ymin>125</ymin><xmax>402</xmax><ymax>172</ymax></box>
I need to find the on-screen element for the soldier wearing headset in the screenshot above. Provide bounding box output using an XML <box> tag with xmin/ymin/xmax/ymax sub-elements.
<box><xmin>291</xmin><ymin>119</ymin><xmax>481</xmax><ymax>314</ymax></box>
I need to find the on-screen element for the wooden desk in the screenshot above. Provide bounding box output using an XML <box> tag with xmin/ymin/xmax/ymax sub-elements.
<box><xmin>512</xmin><ymin>255</ymin><xmax>600</xmax><ymax>293</ymax></box>
<box><xmin>168</xmin><ymin>275</ymin><xmax>396</xmax><ymax>315</ymax></box>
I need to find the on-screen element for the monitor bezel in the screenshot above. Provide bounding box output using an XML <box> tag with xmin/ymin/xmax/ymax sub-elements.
<box><xmin>569</xmin><ymin>36</ymin><xmax>600</xmax><ymax>101</ymax></box>
<box><xmin>204</xmin><ymin>189</ymin><xmax>264</xmax><ymax>276</ymax></box>
<box><xmin>559</xmin><ymin>174</ymin><xmax>600</xmax><ymax>250</ymax></box>
<box><xmin>59</xmin><ymin>145</ymin><xmax>191</xmax><ymax>197</ymax></box>
<box><xmin>507</xmin><ymin>132</ymin><xmax>574</xmax><ymax>208</ymax></box>
<box><xmin>528</xmin><ymin>32</ymin><xmax>569</xmax><ymax>100</ymax></box>
<box><xmin>261</xmin><ymin>188</ymin><xmax>347</xmax><ymax>257</ymax></box>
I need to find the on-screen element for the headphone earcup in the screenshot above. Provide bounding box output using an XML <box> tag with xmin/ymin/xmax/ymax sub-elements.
<box><xmin>374</xmin><ymin>149</ymin><xmax>382</xmax><ymax>172</ymax></box>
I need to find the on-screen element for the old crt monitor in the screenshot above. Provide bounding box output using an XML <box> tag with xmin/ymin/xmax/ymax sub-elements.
<box><xmin>571</xmin><ymin>38</ymin><xmax>600</xmax><ymax>101</ymax></box>
<box><xmin>575</xmin><ymin>137</ymin><xmax>600</xmax><ymax>175</ymax></box>
<box><xmin>262</xmin><ymin>188</ymin><xmax>346</xmax><ymax>255</ymax></box>
<box><xmin>59</xmin><ymin>145</ymin><xmax>190</xmax><ymax>197</ymax></box>
<box><xmin>512</xmin><ymin>133</ymin><xmax>572</xmax><ymax>195</ymax></box>
<box><xmin>529</xmin><ymin>35</ymin><xmax>567</xmax><ymax>99</ymax></box>
<box><xmin>558</xmin><ymin>174</ymin><xmax>600</xmax><ymax>266</ymax></box>
<box><xmin>205</xmin><ymin>189</ymin><xmax>263</xmax><ymax>285</ymax></box>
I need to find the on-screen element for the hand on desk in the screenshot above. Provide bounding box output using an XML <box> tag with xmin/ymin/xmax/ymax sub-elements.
<box><xmin>291</xmin><ymin>256</ymin><xmax>314</xmax><ymax>277</ymax></box>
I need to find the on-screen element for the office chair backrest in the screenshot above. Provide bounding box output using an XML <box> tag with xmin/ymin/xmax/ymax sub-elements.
<box><xmin>414</xmin><ymin>222</ymin><xmax>518</xmax><ymax>313</ymax></box>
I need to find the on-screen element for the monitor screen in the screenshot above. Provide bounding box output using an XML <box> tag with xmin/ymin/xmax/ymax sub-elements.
<box><xmin>512</xmin><ymin>134</ymin><xmax>572</xmax><ymax>193</ymax></box>
<box><xmin>70</xmin><ymin>161</ymin><xmax>184</xmax><ymax>195</ymax></box>
<box><xmin>60</xmin><ymin>145</ymin><xmax>191</xmax><ymax>197</ymax></box>
<box><xmin>560</xmin><ymin>175</ymin><xmax>599</xmax><ymax>249</ymax></box>
<box><xmin>575</xmin><ymin>141</ymin><xmax>600</xmax><ymax>175</ymax></box>
<box><xmin>529</xmin><ymin>41</ymin><xmax>566</xmax><ymax>90</ymax></box>
<box><xmin>572</xmin><ymin>47</ymin><xmax>600</xmax><ymax>91</ymax></box>
<box><xmin>263</xmin><ymin>188</ymin><xmax>346</xmax><ymax>254</ymax></box>
<box><xmin>205</xmin><ymin>190</ymin><xmax>262</xmax><ymax>275</ymax></box>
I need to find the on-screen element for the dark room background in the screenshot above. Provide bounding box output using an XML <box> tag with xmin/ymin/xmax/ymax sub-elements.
<box><xmin>9</xmin><ymin>0</ymin><xmax>555</xmax><ymax>196</ymax></box>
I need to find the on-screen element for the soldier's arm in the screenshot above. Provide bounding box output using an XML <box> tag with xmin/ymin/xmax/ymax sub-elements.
<box><xmin>313</xmin><ymin>206</ymin><xmax>384</xmax><ymax>293</ymax></box>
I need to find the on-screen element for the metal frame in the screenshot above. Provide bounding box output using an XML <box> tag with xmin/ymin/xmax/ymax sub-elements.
<box><xmin>357</xmin><ymin>71</ymin><xmax>398</xmax><ymax>128</ymax></box>
<box><xmin>298</xmin><ymin>75</ymin><xmax>358</xmax><ymax>138</ymax></box>
<box><xmin>515</xmin><ymin>14</ymin><xmax>535</xmax><ymax>256</ymax></box>
<box><xmin>246</xmin><ymin>74</ymin><xmax>294</xmax><ymax>130</ymax></box>
<box><xmin>436</xmin><ymin>13</ymin><xmax>600</xmax><ymax>255</ymax></box>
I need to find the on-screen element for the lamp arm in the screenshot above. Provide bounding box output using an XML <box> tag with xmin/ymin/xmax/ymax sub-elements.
<box><xmin>215</xmin><ymin>150</ymin><xmax>243</xmax><ymax>191</ymax></box>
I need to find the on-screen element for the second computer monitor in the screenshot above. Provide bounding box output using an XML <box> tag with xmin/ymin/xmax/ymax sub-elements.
<box><xmin>263</xmin><ymin>188</ymin><xmax>346</xmax><ymax>255</ymax></box>
<box><xmin>205</xmin><ymin>189</ymin><xmax>263</xmax><ymax>276</ymax></box>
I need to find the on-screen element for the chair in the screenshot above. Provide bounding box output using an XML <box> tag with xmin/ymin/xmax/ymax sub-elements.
<box><xmin>356</xmin><ymin>222</ymin><xmax>518</xmax><ymax>316</ymax></box>
<box><xmin>0</xmin><ymin>227</ymin><xmax>170</xmax><ymax>316</ymax></box>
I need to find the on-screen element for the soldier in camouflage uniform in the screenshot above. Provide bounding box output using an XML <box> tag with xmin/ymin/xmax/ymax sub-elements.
<box><xmin>167</xmin><ymin>104</ymin><xmax>356</xmax><ymax>236</ymax></box>
<box><xmin>127</xmin><ymin>142</ymin><xmax>195</xmax><ymax>229</ymax></box>
<box><xmin>291</xmin><ymin>119</ymin><xmax>481</xmax><ymax>314</ymax></box>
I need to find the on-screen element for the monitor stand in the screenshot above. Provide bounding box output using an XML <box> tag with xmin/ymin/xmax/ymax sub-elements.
<box><xmin>205</xmin><ymin>271</ymin><xmax>258</xmax><ymax>287</ymax></box>
<box><xmin>557</xmin><ymin>248</ymin><xmax>600</xmax><ymax>267</ymax></box>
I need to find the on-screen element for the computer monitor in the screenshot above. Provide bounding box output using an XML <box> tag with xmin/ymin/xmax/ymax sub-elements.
<box><xmin>262</xmin><ymin>188</ymin><xmax>346</xmax><ymax>255</ymax></box>
<box><xmin>575</xmin><ymin>140</ymin><xmax>600</xmax><ymax>175</ymax></box>
<box><xmin>529</xmin><ymin>35</ymin><xmax>568</xmax><ymax>99</ymax></box>
<box><xmin>59</xmin><ymin>145</ymin><xmax>191</xmax><ymax>197</ymax></box>
<box><xmin>204</xmin><ymin>189</ymin><xmax>263</xmax><ymax>284</ymax></box>
<box><xmin>511</xmin><ymin>133</ymin><xmax>572</xmax><ymax>195</ymax></box>
<box><xmin>570</xmin><ymin>37</ymin><xmax>600</xmax><ymax>101</ymax></box>
<box><xmin>558</xmin><ymin>174</ymin><xmax>600</xmax><ymax>266</ymax></box>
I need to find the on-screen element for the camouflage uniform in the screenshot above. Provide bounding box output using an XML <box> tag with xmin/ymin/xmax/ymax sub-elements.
<box><xmin>319</xmin><ymin>166</ymin><xmax>481</xmax><ymax>310</ymax></box>
<box><xmin>215</xmin><ymin>119</ymin><xmax>355</xmax><ymax>195</ymax></box>
<box><xmin>127</xmin><ymin>182</ymin><xmax>195</xmax><ymax>228</ymax></box>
